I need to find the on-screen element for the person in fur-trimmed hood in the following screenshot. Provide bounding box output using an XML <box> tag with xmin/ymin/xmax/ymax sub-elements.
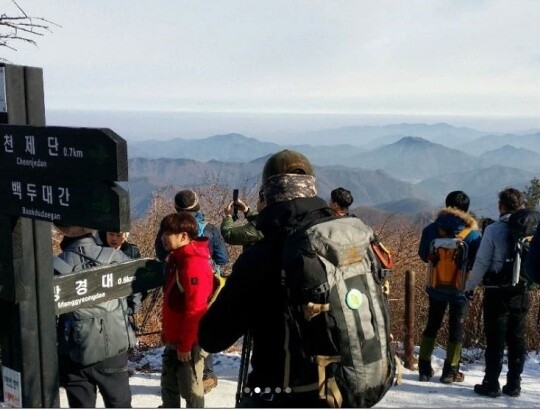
<box><xmin>417</xmin><ymin>191</ymin><xmax>481</xmax><ymax>384</ymax></box>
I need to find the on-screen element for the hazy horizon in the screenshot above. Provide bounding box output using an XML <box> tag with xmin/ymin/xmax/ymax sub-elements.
<box><xmin>5</xmin><ymin>1</ymin><xmax>540</xmax><ymax>125</ymax></box>
<box><xmin>46</xmin><ymin>108</ymin><xmax>540</xmax><ymax>144</ymax></box>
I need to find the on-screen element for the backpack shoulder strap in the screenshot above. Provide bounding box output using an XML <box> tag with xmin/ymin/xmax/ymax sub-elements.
<box><xmin>67</xmin><ymin>249</ymin><xmax>104</xmax><ymax>266</ymax></box>
<box><xmin>66</xmin><ymin>246</ymin><xmax>116</xmax><ymax>267</ymax></box>
<box><xmin>53</xmin><ymin>255</ymin><xmax>75</xmax><ymax>275</ymax></box>
<box><xmin>198</xmin><ymin>221</ymin><xmax>208</xmax><ymax>238</ymax></box>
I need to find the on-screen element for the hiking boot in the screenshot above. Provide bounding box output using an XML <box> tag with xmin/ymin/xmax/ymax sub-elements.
<box><xmin>418</xmin><ymin>358</ymin><xmax>434</xmax><ymax>382</ymax></box>
<box><xmin>203</xmin><ymin>374</ymin><xmax>218</xmax><ymax>394</ymax></box>
<box><xmin>502</xmin><ymin>384</ymin><xmax>521</xmax><ymax>397</ymax></box>
<box><xmin>440</xmin><ymin>360</ymin><xmax>464</xmax><ymax>383</ymax></box>
<box><xmin>474</xmin><ymin>381</ymin><xmax>502</xmax><ymax>398</ymax></box>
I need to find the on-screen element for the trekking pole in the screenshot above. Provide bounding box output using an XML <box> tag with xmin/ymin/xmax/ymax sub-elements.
<box><xmin>404</xmin><ymin>270</ymin><xmax>415</xmax><ymax>370</ymax></box>
<box><xmin>236</xmin><ymin>332</ymin><xmax>253</xmax><ymax>406</ymax></box>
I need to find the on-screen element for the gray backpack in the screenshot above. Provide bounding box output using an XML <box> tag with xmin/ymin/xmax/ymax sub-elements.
<box><xmin>57</xmin><ymin>247</ymin><xmax>136</xmax><ymax>366</ymax></box>
<box><xmin>282</xmin><ymin>215</ymin><xmax>395</xmax><ymax>407</ymax></box>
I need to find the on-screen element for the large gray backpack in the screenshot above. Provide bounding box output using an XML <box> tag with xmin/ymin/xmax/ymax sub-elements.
<box><xmin>56</xmin><ymin>247</ymin><xmax>136</xmax><ymax>366</ymax></box>
<box><xmin>282</xmin><ymin>215</ymin><xmax>395</xmax><ymax>407</ymax></box>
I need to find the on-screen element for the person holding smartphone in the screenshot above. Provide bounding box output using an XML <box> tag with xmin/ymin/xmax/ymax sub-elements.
<box><xmin>221</xmin><ymin>189</ymin><xmax>265</xmax><ymax>250</ymax></box>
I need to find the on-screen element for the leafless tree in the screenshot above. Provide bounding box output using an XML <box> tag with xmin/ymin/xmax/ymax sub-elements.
<box><xmin>0</xmin><ymin>0</ymin><xmax>59</xmax><ymax>58</ymax></box>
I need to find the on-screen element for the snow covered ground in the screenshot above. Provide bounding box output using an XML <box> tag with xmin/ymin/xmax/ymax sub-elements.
<box><xmin>3</xmin><ymin>345</ymin><xmax>539</xmax><ymax>408</ymax></box>
<box><xmin>52</xmin><ymin>346</ymin><xmax>540</xmax><ymax>408</ymax></box>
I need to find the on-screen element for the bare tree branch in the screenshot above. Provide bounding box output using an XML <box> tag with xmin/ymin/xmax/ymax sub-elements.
<box><xmin>0</xmin><ymin>0</ymin><xmax>60</xmax><ymax>55</ymax></box>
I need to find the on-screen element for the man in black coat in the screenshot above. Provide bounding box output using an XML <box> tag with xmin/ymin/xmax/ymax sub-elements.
<box><xmin>199</xmin><ymin>150</ymin><xmax>333</xmax><ymax>407</ymax></box>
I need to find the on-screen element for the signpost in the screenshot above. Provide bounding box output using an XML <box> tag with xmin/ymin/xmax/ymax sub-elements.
<box><xmin>53</xmin><ymin>258</ymin><xmax>163</xmax><ymax>315</ymax></box>
<box><xmin>0</xmin><ymin>125</ymin><xmax>128</xmax><ymax>181</ymax></box>
<box><xmin>0</xmin><ymin>63</ymin><xmax>163</xmax><ymax>407</ymax></box>
<box><xmin>0</xmin><ymin>175</ymin><xmax>129</xmax><ymax>233</ymax></box>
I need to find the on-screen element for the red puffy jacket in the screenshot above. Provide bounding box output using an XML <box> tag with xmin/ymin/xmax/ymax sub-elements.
<box><xmin>162</xmin><ymin>238</ymin><xmax>213</xmax><ymax>353</ymax></box>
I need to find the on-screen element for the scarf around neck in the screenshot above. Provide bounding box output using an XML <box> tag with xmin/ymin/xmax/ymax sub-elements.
<box><xmin>263</xmin><ymin>174</ymin><xmax>317</xmax><ymax>206</ymax></box>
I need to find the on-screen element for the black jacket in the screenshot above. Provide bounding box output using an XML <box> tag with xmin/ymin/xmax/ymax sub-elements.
<box><xmin>199</xmin><ymin>196</ymin><xmax>332</xmax><ymax>394</ymax></box>
<box><xmin>526</xmin><ymin>222</ymin><xmax>540</xmax><ymax>284</ymax></box>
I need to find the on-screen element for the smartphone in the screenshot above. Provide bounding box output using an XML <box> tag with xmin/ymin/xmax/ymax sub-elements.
<box><xmin>232</xmin><ymin>189</ymin><xmax>239</xmax><ymax>221</ymax></box>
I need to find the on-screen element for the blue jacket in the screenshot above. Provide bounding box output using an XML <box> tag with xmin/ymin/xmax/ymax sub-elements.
<box><xmin>155</xmin><ymin>211</ymin><xmax>229</xmax><ymax>268</ymax></box>
<box><xmin>418</xmin><ymin>207</ymin><xmax>482</xmax><ymax>301</ymax></box>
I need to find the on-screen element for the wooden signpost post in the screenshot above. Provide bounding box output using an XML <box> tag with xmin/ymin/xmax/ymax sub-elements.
<box><xmin>0</xmin><ymin>64</ymin><xmax>163</xmax><ymax>407</ymax></box>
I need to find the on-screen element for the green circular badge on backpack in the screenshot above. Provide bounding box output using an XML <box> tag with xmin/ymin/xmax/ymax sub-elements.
<box><xmin>346</xmin><ymin>289</ymin><xmax>363</xmax><ymax>310</ymax></box>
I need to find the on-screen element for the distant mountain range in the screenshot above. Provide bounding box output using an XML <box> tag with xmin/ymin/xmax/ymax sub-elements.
<box><xmin>126</xmin><ymin>124</ymin><xmax>540</xmax><ymax>220</ymax></box>
<box><xmin>478</xmin><ymin>145</ymin><xmax>540</xmax><ymax>172</ymax></box>
<box><xmin>458</xmin><ymin>133</ymin><xmax>540</xmax><ymax>155</ymax></box>
<box><xmin>343</xmin><ymin>137</ymin><xmax>480</xmax><ymax>182</ymax></box>
<box><xmin>417</xmin><ymin>165</ymin><xmax>537</xmax><ymax>215</ymax></box>
<box><xmin>128</xmin><ymin>133</ymin><xmax>280</xmax><ymax>162</ymax></box>
<box><xmin>128</xmin><ymin>157</ymin><xmax>427</xmax><ymax>218</ymax></box>
<box><xmin>295</xmin><ymin>122</ymin><xmax>489</xmax><ymax>148</ymax></box>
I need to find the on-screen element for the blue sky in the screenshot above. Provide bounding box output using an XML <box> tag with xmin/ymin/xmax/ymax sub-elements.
<box><xmin>3</xmin><ymin>0</ymin><xmax>540</xmax><ymax>120</ymax></box>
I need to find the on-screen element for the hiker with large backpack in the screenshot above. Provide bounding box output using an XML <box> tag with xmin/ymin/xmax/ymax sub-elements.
<box><xmin>53</xmin><ymin>225</ymin><xmax>134</xmax><ymax>408</ymax></box>
<box><xmin>199</xmin><ymin>150</ymin><xmax>395</xmax><ymax>408</ymax></box>
<box><xmin>465</xmin><ymin>187</ymin><xmax>539</xmax><ymax>398</ymax></box>
<box><xmin>417</xmin><ymin>191</ymin><xmax>481</xmax><ymax>384</ymax></box>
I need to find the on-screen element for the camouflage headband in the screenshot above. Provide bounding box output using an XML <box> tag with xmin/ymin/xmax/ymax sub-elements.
<box><xmin>264</xmin><ymin>174</ymin><xmax>317</xmax><ymax>206</ymax></box>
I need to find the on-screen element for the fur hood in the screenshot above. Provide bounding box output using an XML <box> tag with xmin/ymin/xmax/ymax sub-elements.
<box><xmin>436</xmin><ymin>206</ymin><xmax>478</xmax><ymax>234</ymax></box>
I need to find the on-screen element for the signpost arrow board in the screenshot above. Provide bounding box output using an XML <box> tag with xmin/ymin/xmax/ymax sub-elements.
<box><xmin>0</xmin><ymin>175</ymin><xmax>129</xmax><ymax>232</ymax></box>
<box><xmin>0</xmin><ymin>125</ymin><xmax>128</xmax><ymax>181</ymax></box>
<box><xmin>53</xmin><ymin>258</ymin><xmax>164</xmax><ymax>314</ymax></box>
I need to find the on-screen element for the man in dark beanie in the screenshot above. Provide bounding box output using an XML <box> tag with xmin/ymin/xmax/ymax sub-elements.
<box><xmin>199</xmin><ymin>150</ymin><xmax>335</xmax><ymax>407</ymax></box>
<box><xmin>174</xmin><ymin>189</ymin><xmax>201</xmax><ymax>212</ymax></box>
<box><xmin>154</xmin><ymin>188</ymin><xmax>228</xmax><ymax>393</ymax></box>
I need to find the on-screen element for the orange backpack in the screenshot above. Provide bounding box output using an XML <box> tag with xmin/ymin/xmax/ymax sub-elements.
<box><xmin>427</xmin><ymin>227</ymin><xmax>471</xmax><ymax>292</ymax></box>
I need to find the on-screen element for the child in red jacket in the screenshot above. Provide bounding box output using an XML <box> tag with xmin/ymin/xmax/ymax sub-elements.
<box><xmin>159</xmin><ymin>212</ymin><xmax>213</xmax><ymax>408</ymax></box>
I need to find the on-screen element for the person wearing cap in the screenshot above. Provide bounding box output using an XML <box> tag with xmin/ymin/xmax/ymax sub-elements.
<box><xmin>329</xmin><ymin>187</ymin><xmax>354</xmax><ymax>217</ymax></box>
<box><xmin>154</xmin><ymin>188</ymin><xmax>228</xmax><ymax>393</ymax></box>
<box><xmin>155</xmin><ymin>189</ymin><xmax>228</xmax><ymax>268</ymax></box>
<box><xmin>220</xmin><ymin>190</ymin><xmax>265</xmax><ymax>250</ymax></box>
<box><xmin>199</xmin><ymin>150</ymin><xmax>336</xmax><ymax>407</ymax></box>
<box><xmin>53</xmin><ymin>225</ymin><xmax>134</xmax><ymax>408</ymax></box>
